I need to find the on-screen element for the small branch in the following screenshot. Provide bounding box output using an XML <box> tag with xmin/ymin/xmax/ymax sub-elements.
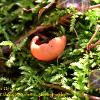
<box><xmin>89</xmin><ymin>4</ymin><xmax>100</xmax><ymax>10</ymax></box>
<box><xmin>44</xmin><ymin>83</ymin><xmax>70</xmax><ymax>92</ymax></box>
<box><xmin>38</xmin><ymin>2</ymin><xmax>56</xmax><ymax>19</ymax></box>
<box><xmin>44</xmin><ymin>82</ymin><xmax>100</xmax><ymax>100</ymax></box>
<box><xmin>84</xmin><ymin>94</ymin><xmax>100</xmax><ymax>100</ymax></box>
<box><xmin>95</xmin><ymin>40</ymin><xmax>100</xmax><ymax>45</ymax></box>
<box><xmin>88</xmin><ymin>25</ymin><xmax>100</xmax><ymax>45</ymax></box>
<box><xmin>15</xmin><ymin>25</ymin><xmax>54</xmax><ymax>44</ymax></box>
<box><xmin>88</xmin><ymin>40</ymin><xmax>100</xmax><ymax>51</ymax></box>
<box><xmin>23</xmin><ymin>8</ymin><xmax>33</xmax><ymax>13</ymax></box>
<box><xmin>74</xmin><ymin>28</ymin><xmax>78</xmax><ymax>39</ymax></box>
<box><xmin>89</xmin><ymin>95</ymin><xmax>100</xmax><ymax>100</ymax></box>
<box><xmin>87</xmin><ymin>25</ymin><xmax>100</xmax><ymax>51</ymax></box>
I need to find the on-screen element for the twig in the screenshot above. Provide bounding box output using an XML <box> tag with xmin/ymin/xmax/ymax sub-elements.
<box><xmin>89</xmin><ymin>4</ymin><xmax>100</xmax><ymax>10</ymax></box>
<box><xmin>94</xmin><ymin>40</ymin><xmax>100</xmax><ymax>46</ymax></box>
<box><xmin>89</xmin><ymin>95</ymin><xmax>100</xmax><ymax>100</ymax></box>
<box><xmin>44</xmin><ymin>83</ymin><xmax>69</xmax><ymax>92</ymax></box>
<box><xmin>44</xmin><ymin>82</ymin><xmax>100</xmax><ymax>99</ymax></box>
<box><xmin>74</xmin><ymin>28</ymin><xmax>78</xmax><ymax>39</ymax></box>
<box><xmin>38</xmin><ymin>2</ymin><xmax>56</xmax><ymax>19</ymax></box>
<box><xmin>84</xmin><ymin>94</ymin><xmax>100</xmax><ymax>100</ymax></box>
<box><xmin>15</xmin><ymin>25</ymin><xmax>54</xmax><ymax>44</ymax></box>
<box><xmin>23</xmin><ymin>8</ymin><xmax>33</xmax><ymax>12</ymax></box>
<box><xmin>88</xmin><ymin>25</ymin><xmax>100</xmax><ymax>45</ymax></box>
<box><xmin>87</xmin><ymin>25</ymin><xmax>100</xmax><ymax>51</ymax></box>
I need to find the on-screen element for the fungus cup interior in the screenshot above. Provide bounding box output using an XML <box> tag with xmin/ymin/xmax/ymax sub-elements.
<box><xmin>35</xmin><ymin>36</ymin><xmax>49</xmax><ymax>45</ymax></box>
<box><xmin>29</xmin><ymin>31</ymin><xmax>57</xmax><ymax>46</ymax></box>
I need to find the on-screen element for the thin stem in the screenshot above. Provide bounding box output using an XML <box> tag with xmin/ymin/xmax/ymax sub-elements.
<box><xmin>74</xmin><ymin>28</ymin><xmax>79</xmax><ymax>39</ymax></box>
<box><xmin>87</xmin><ymin>25</ymin><xmax>100</xmax><ymax>45</ymax></box>
<box><xmin>44</xmin><ymin>82</ymin><xmax>72</xmax><ymax>93</ymax></box>
<box><xmin>87</xmin><ymin>25</ymin><xmax>100</xmax><ymax>51</ymax></box>
<box><xmin>94</xmin><ymin>40</ymin><xmax>100</xmax><ymax>46</ymax></box>
<box><xmin>89</xmin><ymin>4</ymin><xmax>100</xmax><ymax>10</ymax></box>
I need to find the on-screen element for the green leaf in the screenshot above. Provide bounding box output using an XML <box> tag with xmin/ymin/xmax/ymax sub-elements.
<box><xmin>0</xmin><ymin>41</ymin><xmax>14</xmax><ymax>47</ymax></box>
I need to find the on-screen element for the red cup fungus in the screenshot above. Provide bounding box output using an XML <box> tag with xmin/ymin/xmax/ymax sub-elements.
<box><xmin>30</xmin><ymin>35</ymin><xmax>66</xmax><ymax>61</ymax></box>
